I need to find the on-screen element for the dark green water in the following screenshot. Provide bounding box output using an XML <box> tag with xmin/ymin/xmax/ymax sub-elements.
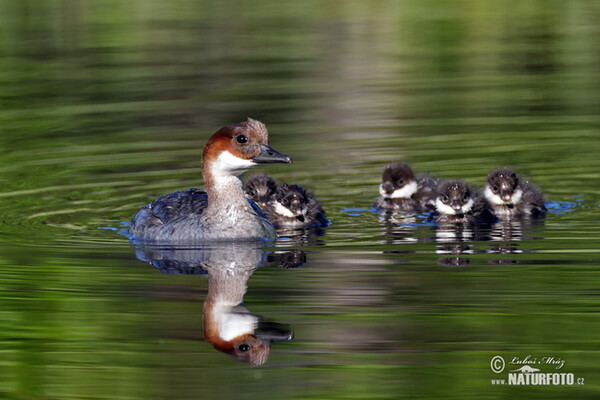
<box><xmin>1</xmin><ymin>1</ymin><xmax>600</xmax><ymax>399</ymax></box>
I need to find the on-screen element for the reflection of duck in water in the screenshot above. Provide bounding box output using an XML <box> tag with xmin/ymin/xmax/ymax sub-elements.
<box><xmin>129</xmin><ymin>119</ymin><xmax>292</xmax><ymax>242</ymax></box>
<box><xmin>245</xmin><ymin>174</ymin><xmax>328</xmax><ymax>230</ymax></box>
<box><xmin>484</xmin><ymin>168</ymin><xmax>547</xmax><ymax>219</ymax></box>
<box><xmin>203</xmin><ymin>263</ymin><xmax>293</xmax><ymax>366</ymax></box>
<box><xmin>374</xmin><ymin>163</ymin><xmax>437</xmax><ymax>212</ymax></box>
<box><xmin>134</xmin><ymin>243</ymin><xmax>295</xmax><ymax>366</ymax></box>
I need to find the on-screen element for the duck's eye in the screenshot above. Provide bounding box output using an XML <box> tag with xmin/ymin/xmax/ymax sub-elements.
<box><xmin>236</xmin><ymin>134</ymin><xmax>248</xmax><ymax>144</ymax></box>
<box><xmin>238</xmin><ymin>344</ymin><xmax>250</xmax><ymax>352</ymax></box>
<box><xmin>441</xmin><ymin>194</ymin><xmax>448</xmax><ymax>203</ymax></box>
<box><xmin>492</xmin><ymin>185</ymin><xmax>499</xmax><ymax>193</ymax></box>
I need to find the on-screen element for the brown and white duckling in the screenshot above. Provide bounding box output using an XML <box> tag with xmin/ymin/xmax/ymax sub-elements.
<box><xmin>431</xmin><ymin>180</ymin><xmax>496</xmax><ymax>224</ymax></box>
<box><xmin>375</xmin><ymin>162</ymin><xmax>437</xmax><ymax>212</ymax></box>
<box><xmin>244</xmin><ymin>174</ymin><xmax>278</xmax><ymax>207</ymax></box>
<box><xmin>264</xmin><ymin>183</ymin><xmax>328</xmax><ymax>229</ymax></box>
<box><xmin>484</xmin><ymin>168</ymin><xmax>547</xmax><ymax>218</ymax></box>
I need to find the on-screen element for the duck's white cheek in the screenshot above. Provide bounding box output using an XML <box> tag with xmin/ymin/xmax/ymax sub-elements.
<box><xmin>213</xmin><ymin>151</ymin><xmax>256</xmax><ymax>176</ymax></box>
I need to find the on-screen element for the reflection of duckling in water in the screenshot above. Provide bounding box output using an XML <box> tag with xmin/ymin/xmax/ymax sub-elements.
<box><xmin>430</xmin><ymin>180</ymin><xmax>497</xmax><ymax>224</ymax></box>
<box><xmin>484</xmin><ymin>168</ymin><xmax>547</xmax><ymax>219</ymax></box>
<box><xmin>375</xmin><ymin>162</ymin><xmax>437</xmax><ymax>212</ymax></box>
<box><xmin>245</xmin><ymin>175</ymin><xmax>328</xmax><ymax>229</ymax></box>
<box><xmin>133</xmin><ymin>244</ymin><xmax>294</xmax><ymax>366</ymax></box>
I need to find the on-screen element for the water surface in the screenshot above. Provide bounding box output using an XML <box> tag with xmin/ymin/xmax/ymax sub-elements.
<box><xmin>1</xmin><ymin>1</ymin><xmax>600</xmax><ymax>399</ymax></box>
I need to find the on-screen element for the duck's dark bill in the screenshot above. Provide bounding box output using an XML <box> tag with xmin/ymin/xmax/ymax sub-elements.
<box><xmin>253</xmin><ymin>144</ymin><xmax>292</xmax><ymax>164</ymax></box>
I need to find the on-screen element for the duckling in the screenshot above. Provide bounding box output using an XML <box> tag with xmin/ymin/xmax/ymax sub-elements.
<box><xmin>244</xmin><ymin>174</ymin><xmax>278</xmax><ymax>207</ymax></box>
<box><xmin>375</xmin><ymin>162</ymin><xmax>437</xmax><ymax>212</ymax></box>
<box><xmin>431</xmin><ymin>180</ymin><xmax>496</xmax><ymax>224</ymax></box>
<box><xmin>484</xmin><ymin>168</ymin><xmax>547</xmax><ymax>218</ymax></box>
<box><xmin>264</xmin><ymin>183</ymin><xmax>328</xmax><ymax>229</ymax></box>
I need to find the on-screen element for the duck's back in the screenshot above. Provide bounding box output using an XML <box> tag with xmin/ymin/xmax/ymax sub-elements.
<box><xmin>129</xmin><ymin>188</ymin><xmax>208</xmax><ymax>236</ymax></box>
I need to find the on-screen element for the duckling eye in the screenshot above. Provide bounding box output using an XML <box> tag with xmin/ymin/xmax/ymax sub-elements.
<box><xmin>236</xmin><ymin>134</ymin><xmax>248</xmax><ymax>144</ymax></box>
<box><xmin>238</xmin><ymin>344</ymin><xmax>250</xmax><ymax>352</ymax></box>
<box><xmin>492</xmin><ymin>185</ymin><xmax>499</xmax><ymax>193</ymax></box>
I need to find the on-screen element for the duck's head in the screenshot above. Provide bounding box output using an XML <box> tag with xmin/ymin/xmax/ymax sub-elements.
<box><xmin>202</xmin><ymin>119</ymin><xmax>292</xmax><ymax>183</ymax></box>
<box><xmin>436</xmin><ymin>180</ymin><xmax>474</xmax><ymax>215</ymax></box>
<box><xmin>245</xmin><ymin>174</ymin><xmax>278</xmax><ymax>207</ymax></box>
<box><xmin>379</xmin><ymin>162</ymin><xmax>418</xmax><ymax>199</ymax></box>
<box><xmin>484</xmin><ymin>168</ymin><xmax>523</xmax><ymax>205</ymax></box>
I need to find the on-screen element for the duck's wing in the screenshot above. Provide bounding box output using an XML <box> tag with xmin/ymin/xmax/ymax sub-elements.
<box><xmin>130</xmin><ymin>188</ymin><xmax>208</xmax><ymax>235</ymax></box>
<box><xmin>150</xmin><ymin>188</ymin><xmax>208</xmax><ymax>223</ymax></box>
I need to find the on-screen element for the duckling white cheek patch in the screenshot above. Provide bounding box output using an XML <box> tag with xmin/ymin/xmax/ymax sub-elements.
<box><xmin>436</xmin><ymin>199</ymin><xmax>457</xmax><ymax>215</ymax></box>
<box><xmin>379</xmin><ymin>181</ymin><xmax>418</xmax><ymax>199</ymax></box>
<box><xmin>435</xmin><ymin>198</ymin><xmax>473</xmax><ymax>214</ymax></box>
<box><xmin>511</xmin><ymin>188</ymin><xmax>523</xmax><ymax>204</ymax></box>
<box><xmin>273</xmin><ymin>201</ymin><xmax>296</xmax><ymax>218</ymax></box>
<box><xmin>390</xmin><ymin>181</ymin><xmax>418</xmax><ymax>199</ymax></box>
<box><xmin>484</xmin><ymin>185</ymin><xmax>504</xmax><ymax>205</ymax></box>
<box><xmin>485</xmin><ymin>185</ymin><xmax>523</xmax><ymax>205</ymax></box>
<box><xmin>461</xmin><ymin>198</ymin><xmax>474</xmax><ymax>213</ymax></box>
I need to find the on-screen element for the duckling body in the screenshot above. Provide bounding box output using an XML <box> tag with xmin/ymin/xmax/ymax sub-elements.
<box><xmin>484</xmin><ymin>168</ymin><xmax>546</xmax><ymax>219</ymax></box>
<box><xmin>431</xmin><ymin>180</ymin><xmax>497</xmax><ymax>224</ymax></box>
<box><xmin>263</xmin><ymin>183</ymin><xmax>328</xmax><ymax>229</ymax></box>
<box><xmin>375</xmin><ymin>163</ymin><xmax>437</xmax><ymax>212</ymax></box>
<box><xmin>245</xmin><ymin>175</ymin><xmax>328</xmax><ymax>229</ymax></box>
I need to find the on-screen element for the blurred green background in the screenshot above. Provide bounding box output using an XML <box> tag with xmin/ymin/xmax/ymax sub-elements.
<box><xmin>1</xmin><ymin>0</ymin><xmax>599</xmax><ymax>399</ymax></box>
